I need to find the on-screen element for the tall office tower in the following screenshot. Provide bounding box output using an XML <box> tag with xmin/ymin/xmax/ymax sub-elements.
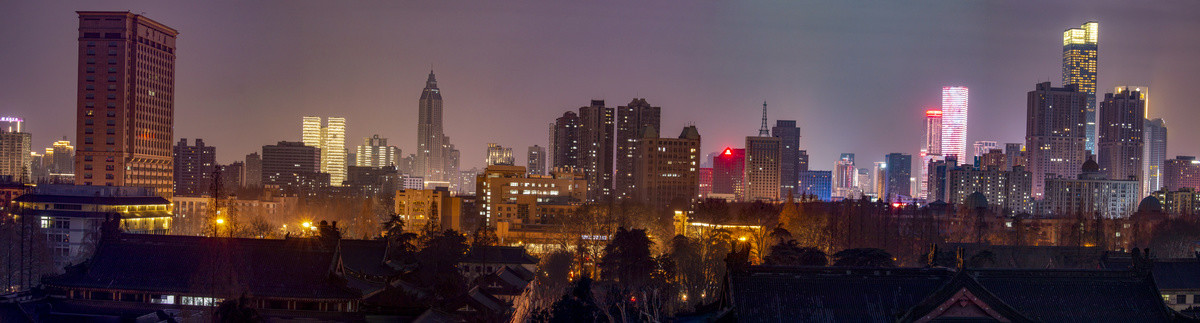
<box><xmin>833</xmin><ymin>153</ymin><xmax>856</xmax><ymax>198</ymax></box>
<box><xmin>1163</xmin><ymin>156</ymin><xmax>1200</xmax><ymax>191</ymax></box>
<box><xmin>300</xmin><ymin>116</ymin><xmax>347</xmax><ymax>186</ymax></box>
<box><xmin>416</xmin><ymin>71</ymin><xmax>447</xmax><ymax>181</ymax></box>
<box><xmin>1026</xmin><ymin>82</ymin><xmax>1089</xmax><ymax>198</ymax></box>
<box><xmin>172</xmin><ymin>138</ymin><xmax>216</xmax><ymax>197</ymax></box>
<box><xmin>979</xmin><ymin>149</ymin><xmax>1007</xmax><ymax>171</ymax></box>
<box><xmin>1005</xmin><ymin>143</ymin><xmax>1026</xmax><ymax>171</ymax></box>
<box><xmin>797</xmin><ymin>150</ymin><xmax>810</xmax><ymax>172</ymax></box>
<box><xmin>973</xmin><ymin>141</ymin><xmax>999</xmax><ymax>159</ymax></box>
<box><xmin>1063</xmin><ymin>22</ymin><xmax>1099</xmax><ymax>152</ymax></box>
<box><xmin>1143</xmin><ymin>119</ymin><xmax>1167</xmax><ymax>196</ymax></box>
<box><xmin>75</xmin><ymin>12</ymin><xmax>177</xmax><ymax>197</ymax></box>
<box><xmin>699</xmin><ymin>167</ymin><xmax>713</xmax><ymax>198</ymax></box>
<box><xmin>713</xmin><ymin>148</ymin><xmax>745</xmax><ymax>196</ymax></box>
<box><xmin>772</xmin><ymin>120</ymin><xmax>801</xmax><ymax>195</ymax></box>
<box><xmin>940</xmin><ymin>86</ymin><xmax>969</xmax><ymax>161</ymax></box>
<box><xmin>744</xmin><ymin>136</ymin><xmax>782</xmax><ymax>201</ymax></box>
<box><xmin>883</xmin><ymin>153</ymin><xmax>912</xmax><ymax>201</ymax></box>
<box><xmin>615</xmin><ymin>98</ymin><xmax>660</xmax><ymax>200</ymax></box>
<box><xmin>873</xmin><ymin>161</ymin><xmax>887</xmax><ymax>198</ymax></box>
<box><xmin>797</xmin><ymin>170</ymin><xmax>832</xmax><ymax>201</ymax></box>
<box><xmin>355</xmin><ymin>134</ymin><xmax>400</xmax><ymax>168</ymax></box>
<box><xmin>552</xmin><ymin>111</ymin><xmax>581</xmax><ymax>170</ymax></box>
<box><xmin>527</xmin><ymin>145</ymin><xmax>546</xmax><ymax>175</ymax></box>
<box><xmin>244</xmin><ymin>152</ymin><xmax>261</xmax><ymax>187</ymax></box>
<box><xmin>634</xmin><ymin>126</ymin><xmax>700</xmax><ymax>209</ymax></box>
<box><xmin>1097</xmin><ymin>90</ymin><xmax>1145</xmax><ymax>183</ymax></box>
<box><xmin>578</xmin><ymin>100</ymin><xmax>615</xmax><ymax>202</ymax></box>
<box><xmin>0</xmin><ymin>117</ymin><xmax>31</xmax><ymax>182</ymax></box>
<box><xmin>485</xmin><ymin>143</ymin><xmax>514</xmax><ymax>166</ymax></box>
<box><xmin>920</xmin><ymin>109</ymin><xmax>943</xmax><ymax>199</ymax></box>
<box><xmin>261</xmin><ymin>141</ymin><xmax>320</xmax><ymax>189</ymax></box>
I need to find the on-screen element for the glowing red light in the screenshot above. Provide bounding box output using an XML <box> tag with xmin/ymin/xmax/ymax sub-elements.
<box><xmin>925</xmin><ymin>110</ymin><xmax>942</xmax><ymax>117</ymax></box>
<box><xmin>892</xmin><ymin>203</ymin><xmax>903</xmax><ymax>208</ymax></box>
<box><xmin>723</xmin><ymin>148</ymin><xmax>732</xmax><ymax>156</ymax></box>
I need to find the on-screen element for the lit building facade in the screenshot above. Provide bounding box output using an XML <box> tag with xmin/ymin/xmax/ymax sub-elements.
<box><xmin>416</xmin><ymin>71</ymin><xmax>449</xmax><ymax>181</ymax></box>
<box><xmin>395</xmin><ymin>188</ymin><xmax>462</xmax><ymax>232</ymax></box>
<box><xmin>1026</xmin><ymin>82</ymin><xmax>1089</xmax><ymax>198</ymax></box>
<box><xmin>301</xmin><ymin>116</ymin><xmax>346</xmax><ymax>186</ymax></box>
<box><xmin>833</xmin><ymin>153</ymin><xmax>856</xmax><ymax>198</ymax></box>
<box><xmin>527</xmin><ymin>145</ymin><xmax>546</xmax><ymax>176</ymax></box>
<box><xmin>941</xmin><ymin>86</ymin><xmax>969</xmax><ymax>161</ymax></box>
<box><xmin>244</xmin><ymin>152</ymin><xmax>261</xmax><ymax>187</ymax></box>
<box><xmin>1164</xmin><ymin>156</ymin><xmax>1200</xmax><ymax>192</ymax></box>
<box><xmin>486</xmin><ymin>143</ymin><xmax>514</xmax><ymax>166</ymax></box>
<box><xmin>979</xmin><ymin>149</ymin><xmax>1007</xmax><ymax>171</ymax></box>
<box><xmin>551</xmin><ymin>111</ymin><xmax>580</xmax><ymax>170</ymax></box>
<box><xmin>699</xmin><ymin>167</ymin><xmax>713</xmax><ymax>198</ymax></box>
<box><xmin>1005</xmin><ymin>143</ymin><xmax>1026</xmax><ymax>171</ymax></box>
<box><xmin>1043</xmin><ymin>160</ymin><xmax>1138</xmax><ymax>219</ymax></box>
<box><xmin>354</xmin><ymin>134</ymin><xmax>400</xmax><ymax>168</ymax></box>
<box><xmin>475</xmin><ymin>165</ymin><xmax>586</xmax><ymax>225</ymax></box>
<box><xmin>1143</xmin><ymin>118</ymin><xmax>1167</xmax><ymax>196</ymax></box>
<box><xmin>920</xmin><ymin>109</ymin><xmax>943</xmax><ymax>199</ymax></box>
<box><xmin>0</xmin><ymin>117</ymin><xmax>31</xmax><ymax>182</ymax></box>
<box><xmin>615</xmin><ymin>98</ymin><xmax>660</xmax><ymax>201</ymax></box>
<box><xmin>172</xmin><ymin>138</ymin><xmax>216</xmax><ymax>197</ymax></box>
<box><xmin>1097</xmin><ymin>90</ymin><xmax>1145</xmax><ymax>182</ymax></box>
<box><xmin>633</xmin><ymin>126</ymin><xmax>700</xmax><ymax>209</ymax></box>
<box><xmin>578</xmin><ymin>100</ymin><xmax>614</xmax><ymax>202</ymax></box>
<box><xmin>14</xmin><ymin>185</ymin><xmax>171</xmax><ymax>267</ymax></box>
<box><xmin>712</xmin><ymin>148</ymin><xmax>744</xmax><ymax>197</ymax></box>
<box><xmin>74</xmin><ymin>12</ymin><xmax>177</xmax><ymax>197</ymax></box>
<box><xmin>260</xmin><ymin>141</ymin><xmax>320</xmax><ymax>191</ymax></box>
<box><xmin>946</xmin><ymin>166</ymin><xmax>1034</xmax><ymax>215</ymax></box>
<box><xmin>973</xmin><ymin>141</ymin><xmax>998</xmax><ymax>159</ymax></box>
<box><xmin>744</xmin><ymin>136</ymin><xmax>782</xmax><ymax>201</ymax></box>
<box><xmin>797</xmin><ymin>170</ymin><xmax>832</xmax><ymax>201</ymax></box>
<box><xmin>1063</xmin><ymin>21</ymin><xmax>1099</xmax><ymax>152</ymax></box>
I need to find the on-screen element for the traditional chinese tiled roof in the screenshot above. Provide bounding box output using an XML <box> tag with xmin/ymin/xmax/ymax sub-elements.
<box><xmin>727</xmin><ymin>265</ymin><xmax>1182</xmax><ymax>322</ymax></box>
<box><xmin>45</xmin><ymin>233</ymin><xmax>360</xmax><ymax>300</ymax></box>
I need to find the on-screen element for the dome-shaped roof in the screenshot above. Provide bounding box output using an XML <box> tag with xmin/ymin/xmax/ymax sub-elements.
<box><xmin>1138</xmin><ymin>196</ymin><xmax>1163</xmax><ymax>213</ymax></box>
<box><xmin>966</xmin><ymin>192</ymin><xmax>988</xmax><ymax>209</ymax></box>
<box><xmin>1081</xmin><ymin>159</ymin><xmax>1100</xmax><ymax>173</ymax></box>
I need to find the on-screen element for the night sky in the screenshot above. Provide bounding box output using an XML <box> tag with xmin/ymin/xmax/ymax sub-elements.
<box><xmin>1</xmin><ymin>1</ymin><xmax>1197</xmax><ymax>170</ymax></box>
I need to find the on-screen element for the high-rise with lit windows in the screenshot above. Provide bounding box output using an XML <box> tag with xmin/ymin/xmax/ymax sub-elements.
<box><xmin>919</xmin><ymin>109</ymin><xmax>942</xmax><ymax>199</ymax></box>
<box><xmin>940</xmin><ymin>86</ymin><xmax>969</xmax><ymax>161</ymax></box>
<box><xmin>615</xmin><ymin>98</ymin><xmax>660</xmax><ymax>200</ymax></box>
<box><xmin>75</xmin><ymin>12</ymin><xmax>177</xmax><ymax>198</ymax></box>
<box><xmin>301</xmin><ymin>116</ymin><xmax>347</xmax><ymax>186</ymax></box>
<box><xmin>355</xmin><ymin>134</ymin><xmax>400</xmax><ymax>168</ymax></box>
<box><xmin>0</xmin><ymin>117</ymin><xmax>31</xmax><ymax>183</ymax></box>
<box><xmin>1063</xmin><ymin>21</ymin><xmax>1099</xmax><ymax>152</ymax></box>
<box><xmin>1026</xmin><ymin>82</ymin><xmax>1089</xmax><ymax>198</ymax></box>
<box><xmin>633</xmin><ymin>125</ymin><xmax>700</xmax><ymax>209</ymax></box>
<box><xmin>1097</xmin><ymin>90</ymin><xmax>1144</xmax><ymax>183</ymax></box>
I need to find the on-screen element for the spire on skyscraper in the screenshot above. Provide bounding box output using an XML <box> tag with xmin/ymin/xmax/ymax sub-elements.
<box><xmin>758</xmin><ymin>101</ymin><xmax>769</xmax><ymax>137</ymax></box>
<box><xmin>426</xmin><ymin>70</ymin><xmax>437</xmax><ymax>88</ymax></box>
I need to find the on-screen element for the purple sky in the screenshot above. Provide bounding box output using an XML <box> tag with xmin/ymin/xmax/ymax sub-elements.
<box><xmin>1</xmin><ymin>1</ymin><xmax>1197</xmax><ymax>170</ymax></box>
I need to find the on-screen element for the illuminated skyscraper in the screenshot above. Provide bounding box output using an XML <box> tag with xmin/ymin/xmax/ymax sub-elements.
<box><xmin>615</xmin><ymin>98</ymin><xmax>660</xmax><ymax>200</ymax></box>
<box><xmin>919</xmin><ymin>109</ymin><xmax>942</xmax><ymax>199</ymax></box>
<box><xmin>1063</xmin><ymin>21</ymin><xmax>1099</xmax><ymax>152</ymax></box>
<box><xmin>74</xmin><ymin>12</ymin><xmax>177</xmax><ymax>197</ymax></box>
<box><xmin>713</xmin><ymin>148</ymin><xmax>745</xmax><ymax>196</ymax></box>
<box><xmin>527</xmin><ymin>145</ymin><xmax>546</xmax><ymax>175</ymax></box>
<box><xmin>172</xmin><ymin>138</ymin><xmax>215</xmax><ymax>197</ymax></box>
<box><xmin>744</xmin><ymin>135</ymin><xmax>781</xmax><ymax>202</ymax></box>
<box><xmin>1143</xmin><ymin>118</ymin><xmax>1167</xmax><ymax>196</ymax></box>
<box><xmin>355</xmin><ymin>135</ymin><xmax>400</xmax><ymax>168</ymax></box>
<box><xmin>1097</xmin><ymin>90</ymin><xmax>1144</xmax><ymax>183</ymax></box>
<box><xmin>416</xmin><ymin>71</ymin><xmax>447</xmax><ymax>181</ymax></box>
<box><xmin>834</xmin><ymin>153</ymin><xmax>856</xmax><ymax>198</ymax></box>
<box><xmin>551</xmin><ymin>111</ymin><xmax>581</xmax><ymax>170</ymax></box>
<box><xmin>1026</xmin><ymin>82</ymin><xmax>1089</xmax><ymax>198</ymax></box>
<box><xmin>301</xmin><ymin>116</ymin><xmax>347</xmax><ymax>186</ymax></box>
<box><xmin>0</xmin><ymin>117</ymin><xmax>31</xmax><ymax>182</ymax></box>
<box><xmin>940</xmin><ymin>86</ymin><xmax>969</xmax><ymax>161</ymax></box>
<box><xmin>486</xmin><ymin>143</ymin><xmax>514</xmax><ymax>166</ymax></box>
<box><xmin>578</xmin><ymin>100</ymin><xmax>615</xmax><ymax>201</ymax></box>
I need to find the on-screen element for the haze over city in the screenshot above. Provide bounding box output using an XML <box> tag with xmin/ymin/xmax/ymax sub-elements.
<box><xmin>1</xmin><ymin>0</ymin><xmax>1198</xmax><ymax>167</ymax></box>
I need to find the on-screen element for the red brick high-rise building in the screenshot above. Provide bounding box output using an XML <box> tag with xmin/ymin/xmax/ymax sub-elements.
<box><xmin>75</xmin><ymin>12</ymin><xmax>177</xmax><ymax>198</ymax></box>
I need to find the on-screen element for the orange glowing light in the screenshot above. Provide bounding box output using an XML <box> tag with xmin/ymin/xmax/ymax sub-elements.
<box><xmin>925</xmin><ymin>110</ymin><xmax>942</xmax><ymax>117</ymax></box>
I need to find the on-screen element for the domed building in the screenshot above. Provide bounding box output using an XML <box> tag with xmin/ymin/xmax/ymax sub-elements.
<box><xmin>1042</xmin><ymin>159</ymin><xmax>1140</xmax><ymax>218</ymax></box>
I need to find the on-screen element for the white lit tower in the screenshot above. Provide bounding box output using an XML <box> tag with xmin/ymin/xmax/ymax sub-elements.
<box><xmin>940</xmin><ymin>86</ymin><xmax>969</xmax><ymax>162</ymax></box>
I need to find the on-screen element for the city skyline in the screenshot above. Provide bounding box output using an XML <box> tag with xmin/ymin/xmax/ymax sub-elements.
<box><xmin>1</xmin><ymin>1</ymin><xmax>1198</xmax><ymax>173</ymax></box>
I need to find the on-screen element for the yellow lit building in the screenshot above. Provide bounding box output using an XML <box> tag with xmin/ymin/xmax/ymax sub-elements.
<box><xmin>1063</xmin><ymin>21</ymin><xmax>1099</xmax><ymax>152</ymax></box>
<box><xmin>13</xmin><ymin>185</ymin><xmax>171</xmax><ymax>267</ymax></box>
<box><xmin>395</xmin><ymin>187</ymin><xmax>462</xmax><ymax>232</ymax></box>
<box><xmin>301</xmin><ymin>116</ymin><xmax>347</xmax><ymax>186</ymax></box>
<box><xmin>475</xmin><ymin>165</ymin><xmax>586</xmax><ymax>225</ymax></box>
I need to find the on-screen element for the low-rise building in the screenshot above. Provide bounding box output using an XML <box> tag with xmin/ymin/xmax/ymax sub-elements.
<box><xmin>946</xmin><ymin>165</ymin><xmax>1033</xmax><ymax>215</ymax></box>
<box><xmin>1042</xmin><ymin>160</ymin><xmax>1139</xmax><ymax>218</ymax></box>
<box><xmin>13</xmin><ymin>185</ymin><xmax>171</xmax><ymax>266</ymax></box>
<box><xmin>395</xmin><ymin>187</ymin><xmax>462</xmax><ymax>232</ymax></box>
<box><xmin>475</xmin><ymin>165</ymin><xmax>586</xmax><ymax>225</ymax></box>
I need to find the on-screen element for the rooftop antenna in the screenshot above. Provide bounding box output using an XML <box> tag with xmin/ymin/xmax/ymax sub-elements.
<box><xmin>758</xmin><ymin>101</ymin><xmax>769</xmax><ymax>137</ymax></box>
